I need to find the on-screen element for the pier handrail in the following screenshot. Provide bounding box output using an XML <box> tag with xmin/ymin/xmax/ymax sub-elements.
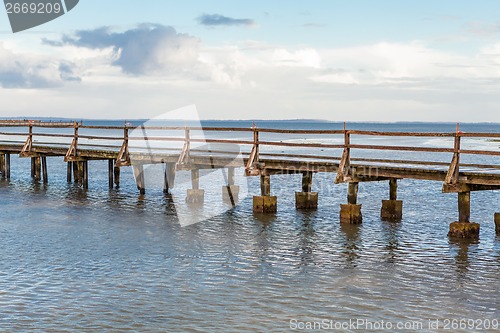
<box><xmin>0</xmin><ymin>121</ymin><xmax>498</xmax><ymax>182</ymax></box>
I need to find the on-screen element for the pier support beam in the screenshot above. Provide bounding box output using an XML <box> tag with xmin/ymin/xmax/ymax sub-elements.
<box><xmin>340</xmin><ymin>182</ymin><xmax>362</xmax><ymax>224</ymax></box>
<box><xmin>133</xmin><ymin>165</ymin><xmax>146</xmax><ymax>195</ymax></box>
<box><xmin>449</xmin><ymin>191</ymin><xmax>480</xmax><ymax>238</ymax></box>
<box><xmin>186</xmin><ymin>169</ymin><xmax>204</xmax><ymax>203</ymax></box>
<box><xmin>296</xmin><ymin>172</ymin><xmax>318</xmax><ymax>209</ymax></box>
<box><xmin>222</xmin><ymin>167</ymin><xmax>239</xmax><ymax>204</ymax></box>
<box><xmin>495</xmin><ymin>213</ymin><xmax>500</xmax><ymax>235</ymax></box>
<box><xmin>253</xmin><ymin>174</ymin><xmax>277</xmax><ymax>213</ymax></box>
<box><xmin>381</xmin><ymin>179</ymin><xmax>403</xmax><ymax>221</ymax></box>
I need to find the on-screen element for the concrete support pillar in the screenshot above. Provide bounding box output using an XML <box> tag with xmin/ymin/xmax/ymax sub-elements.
<box><xmin>449</xmin><ymin>191</ymin><xmax>480</xmax><ymax>238</ymax></box>
<box><xmin>41</xmin><ymin>156</ymin><xmax>48</xmax><ymax>183</ymax></box>
<box><xmin>186</xmin><ymin>169</ymin><xmax>204</xmax><ymax>203</ymax></box>
<box><xmin>381</xmin><ymin>179</ymin><xmax>403</xmax><ymax>221</ymax></box>
<box><xmin>495</xmin><ymin>213</ymin><xmax>500</xmax><ymax>235</ymax></box>
<box><xmin>133</xmin><ymin>165</ymin><xmax>145</xmax><ymax>195</ymax></box>
<box><xmin>340</xmin><ymin>182</ymin><xmax>362</xmax><ymax>224</ymax></box>
<box><xmin>296</xmin><ymin>172</ymin><xmax>318</xmax><ymax>209</ymax></box>
<box><xmin>253</xmin><ymin>174</ymin><xmax>277</xmax><ymax>213</ymax></box>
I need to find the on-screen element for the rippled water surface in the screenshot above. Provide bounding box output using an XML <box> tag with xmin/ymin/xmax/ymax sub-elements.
<box><xmin>0</xmin><ymin>122</ymin><xmax>499</xmax><ymax>332</ymax></box>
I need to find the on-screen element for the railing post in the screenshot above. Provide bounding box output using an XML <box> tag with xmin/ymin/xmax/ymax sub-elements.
<box><xmin>245</xmin><ymin>123</ymin><xmax>260</xmax><ymax>176</ymax></box>
<box><xmin>443</xmin><ymin>123</ymin><xmax>461</xmax><ymax>192</ymax></box>
<box><xmin>115</xmin><ymin>122</ymin><xmax>130</xmax><ymax>167</ymax></box>
<box><xmin>335</xmin><ymin>122</ymin><xmax>351</xmax><ymax>183</ymax></box>
<box><xmin>73</xmin><ymin>121</ymin><xmax>79</xmax><ymax>154</ymax></box>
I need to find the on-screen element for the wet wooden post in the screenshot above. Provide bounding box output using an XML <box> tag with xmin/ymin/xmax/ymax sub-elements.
<box><xmin>191</xmin><ymin>169</ymin><xmax>199</xmax><ymax>190</ymax></box>
<box><xmin>260</xmin><ymin>174</ymin><xmax>270</xmax><ymax>196</ymax></box>
<box><xmin>458</xmin><ymin>191</ymin><xmax>470</xmax><ymax>223</ymax></box>
<box><xmin>67</xmin><ymin>162</ymin><xmax>72</xmax><ymax>182</ymax></box>
<box><xmin>163</xmin><ymin>163</ymin><xmax>175</xmax><ymax>194</ymax></box>
<box><xmin>0</xmin><ymin>153</ymin><xmax>4</xmax><ymax>177</ymax></box>
<box><xmin>108</xmin><ymin>159</ymin><xmax>114</xmax><ymax>189</ymax></box>
<box><xmin>381</xmin><ymin>179</ymin><xmax>403</xmax><ymax>221</ymax></box>
<box><xmin>73</xmin><ymin>161</ymin><xmax>79</xmax><ymax>184</ymax></box>
<box><xmin>34</xmin><ymin>156</ymin><xmax>41</xmax><ymax>181</ymax></box>
<box><xmin>133</xmin><ymin>165</ymin><xmax>145</xmax><ymax>195</ymax></box>
<box><xmin>347</xmin><ymin>182</ymin><xmax>358</xmax><ymax>204</ymax></box>
<box><xmin>186</xmin><ymin>169</ymin><xmax>204</xmax><ymax>203</ymax></box>
<box><xmin>41</xmin><ymin>156</ymin><xmax>48</xmax><ymax>183</ymax></box>
<box><xmin>222</xmin><ymin>167</ymin><xmax>239</xmax><ymax>204</ymax></box>
<box><xmin>449</xmin><ymin>191</ymin><xmax>479</xmax><ymax>238</ymax></box>
<box><xmin>340</xmin><ymin>182</ymin><xmax>362</xmax><ymax>224</ymax></box>
<box><xmin>495</xmin><ymin>213</ymin><xmax>500</xmax><ymax>235</ymax></box>
<box><xmin>5</xmin><ymin>154</ymin><xmax>10</xmax><ymax>179</ymax></box>
<box><xmin>82</xmin><ymin>161</ymin><xmax>89</xmax><ymax>189</ymax></box>
<box><xmin>448</xmin><ymin>125</ymin><xmax>479</xmax><ymax>238</ymax></box>
<box><xmin>31</xmin><ymin>157</ymin><xmax>35</xmax><ymax>178</ymax></box>
<box><xmin>114</xmin><ymin>165</ymin><xmax>120</xmax><ymax>188</ymax></box>
<box><xmin>296</xmin><ymin>171</ymin><xmax>318</xmax><ymax>209</ymax></box>
<box><xmin>253</xmin><ymin>174</ymin><xmax>277</xmax><ymax>213</ymax></box>
<box><xmin>0</xmin><ymin>154</ymin><xmax>4</xmax><ymax>178</ymax></box>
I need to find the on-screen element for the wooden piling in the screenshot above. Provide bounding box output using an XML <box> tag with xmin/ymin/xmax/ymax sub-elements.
<box><xmin>5</xmin><ymin>154</ymin><xmax>10</xmax><ymax>179</ymax></box>
<box><xmin>381</xmin><ymin>179</ymin><xmax>403</xmax><ymax>221</ymax></box>
<box><xmin>41</xmin><ymin>156</ymin><xmax>48</xmax><ymax>183</ymax></box>
<box><xmin>82</xmin><ymin>161</ymin><xmax>88</xmax><ymax>189</ymax></box>
<box><xmin>133</xmin><ymin>165</ymin><xmax>145</xmax><ymax>194</ymax></box>
<box><xmin>341</xmin><ymin>182</ymin><xmax>362</xmax><ymax>224</ymax></box>
<box><xmin>31</xmin><ymin>157</ymin><xmax>35</xmax><ymax>178</ymax></box>
<box><xmin>296</xmin><ymin>172</ymin><xmax>318</xmax><ymax>209</ymax></box>
<box><xmin>347</xmin><ymin>182</ymin><xmax>359</xmax><ymax>205</ymax></box>
<box><xmin>34</xmin><ymin>157</ymin><xmax>41</xmax><ymax>181</ymax></box>
<box><xmin>253</xmin><ymin>174</ymin><xmax>277</xmax><ymax>213</ymax></box>
<box><xmin>67</xmin><ymin>162</ymin><xmax>72</xmax><ymax>182</ymax></box>
<box><xmin>495</xmin><ymin>213</ymin><xmax>500</xmax><ymax>235</ymax></box>
<box><xmin>228</xmin><ymin>167</ymin><xmax>235</xmax><ymax>186</ymax></box>
<box><xmin>260</xmin><ymin>174</ymin><xmax>271</xmax><ymax>196</ymax></box>
<box><xmin>0</xmin><ymin>154</ymin><xmax>5</xmax><ymax>177</ymax></box>
<box><xmin>73</xmin><ymin>161</ymin><xmax>79</xmax><ymax>184</ymax></box>
<box><xmin>114</xmin><ymin>166</ymin><xmax>120</xmax><ymax>188</ymax></box>
<box><xmin>458</xmin><ymin>191</ymin><xmax>470</xmax><ymax>223</ymax></box>
<box><xmin>191</xmin><ymin>169</ymin><xmax>200</xmax><ymax>190</ymax></box>
<box><xmin>302</xmin><ymin>171</ymin><xmax>312</xmax><ymax>193</ymax></box>
<box><xmin>449</xmin><ymin>191</ymin><xmax>479</xmax><ymax>238</ymax></box>
<box><xmin>108</xmin><ymin>159</ymin><xmax>114</xmax><ymax>189</ymax></box>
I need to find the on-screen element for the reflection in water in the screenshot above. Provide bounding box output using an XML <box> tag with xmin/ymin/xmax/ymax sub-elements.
<box><xmin>340</xmin><ymin>223</ymin><xmax>361</xmax><ymax>269</ymax></box>
<box><xmin>381</xmin><ymin>220</ymin><xmax>402</xmax><ymax>264</ymax></box>
<box><xmin>295</xmin><ymin>211</ymin><xmax>317</xmax><ymax>270</ymax></box>
<box><xmin>449</xmin><ymin>238</ymin><xmax>478</xmax><ymax>286</ymax></box>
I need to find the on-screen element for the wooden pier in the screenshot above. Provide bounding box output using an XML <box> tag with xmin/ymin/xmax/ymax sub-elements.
<box><xmin>0</xmin><ymin>120</ymin><xmax>499</xmax><ymax>238</ymax></box>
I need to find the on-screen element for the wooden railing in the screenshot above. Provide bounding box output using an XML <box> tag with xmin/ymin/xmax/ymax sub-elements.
<box><xmin>0</xmin><ymin>121</ymin><xmax>499</xmax><ymax>187</ymax></box>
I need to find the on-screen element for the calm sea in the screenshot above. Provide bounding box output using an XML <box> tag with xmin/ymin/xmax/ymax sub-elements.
<box><xmin>0</xmin><ymin>121</ymin><xmax>499</xmax><ymax>332</ymax></box>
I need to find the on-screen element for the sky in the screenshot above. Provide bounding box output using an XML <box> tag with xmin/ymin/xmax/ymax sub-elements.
<box><xmin>1</xmin><ymin>0</ymin><xmax>500</xmax><ymax>122</ymax></box>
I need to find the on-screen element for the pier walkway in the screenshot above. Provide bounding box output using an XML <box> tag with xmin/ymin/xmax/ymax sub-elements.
<box><xmin>0</xmin><ymin>120</ymin><xmax>499</xmax><ymax>238</ymax></box>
